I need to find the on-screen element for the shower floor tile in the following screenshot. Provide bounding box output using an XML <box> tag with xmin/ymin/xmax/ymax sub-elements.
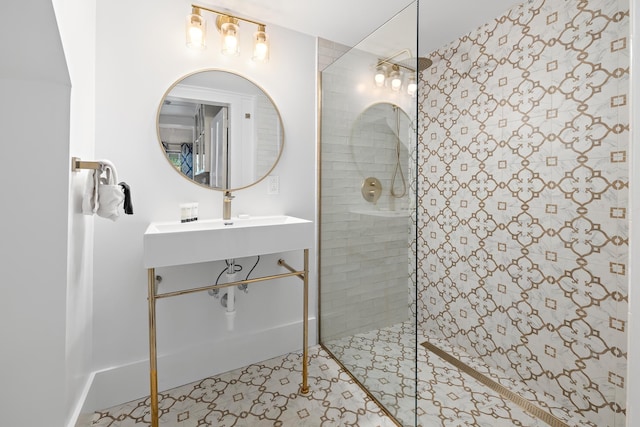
<box><xmin>326</xmin><ymin>322</ymin><xmax>592</xmax><ymax>427</ymax></box>
<box><xmin>90</xmin><ymin>345</ymin><xmax>397</xmax><ymax>427</ymax></box>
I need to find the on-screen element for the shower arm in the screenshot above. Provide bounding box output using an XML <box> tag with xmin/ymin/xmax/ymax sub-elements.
<box><xmin>390</xmin><ymin>106</ymin><xmax>407</xmax><ymax>199</ymax></box>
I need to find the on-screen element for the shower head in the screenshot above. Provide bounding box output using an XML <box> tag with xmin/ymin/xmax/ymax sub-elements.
<box><xmin>377</xmin><ymin>49</ymin><xmax>433</xmax><ymax>75</ymax></box>
<box><xmin>397</xmin><ymin>56</ymin><xmax>433</xmax><ymax>72</ymax></box>
<box><xmin>417</xmin><ymin>57</ymin><xmax>433</xmax><ymax>71</ymax></box>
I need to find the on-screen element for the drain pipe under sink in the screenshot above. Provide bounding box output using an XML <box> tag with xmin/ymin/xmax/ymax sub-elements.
<box><xmin>224</xmin><ymin>260</ymin><xmax>237</xmax><ymax>331</ymax></box>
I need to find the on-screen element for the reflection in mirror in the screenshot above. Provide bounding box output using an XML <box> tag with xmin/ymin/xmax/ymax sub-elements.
<box><xmin>157</xmin><ymin>70</ymin><xmax>283</xmax><ymax>191</ymax></box>
<box><xmin>349</xmin><ymin>102</ymin><xmax>410</xmax><ymax>204</ymax></box>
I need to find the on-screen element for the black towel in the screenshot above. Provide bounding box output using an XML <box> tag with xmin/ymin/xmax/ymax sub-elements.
<box><xmin>119</xmin><ymin>181</ymin><xmax>134</xmax><ymax>215</ymax></box>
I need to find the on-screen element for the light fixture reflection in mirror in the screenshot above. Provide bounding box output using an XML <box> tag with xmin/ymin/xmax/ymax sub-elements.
<box><xmin>156</xmin><ymin>69</ymin><xmax>284</xmax><ymax>192</ymax></box>
<box><xmin>372</xmin><ymin>49</ymin><xmax>431</xmax><ymax>95</ymax></box>
<box><xmin>349</xmin><ymin>102</ymin><xmax>411</xmax><ymax>205</ymax></box>
<box><xmin>407</xmin><ymin>74</ymin><xmax>417</xmax><ymax>97</ymax></box>
<box><xmin>374</xmin><ymin>64</ymin><xmax>386</xmax><ymax>87</ymax></box>
<box><xmin>389</xmin><ymin>65</ymin><xmax>402</xmax><ymax>91</ymax></box>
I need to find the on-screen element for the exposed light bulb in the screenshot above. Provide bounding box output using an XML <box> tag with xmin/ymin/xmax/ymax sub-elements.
<box><xmin>189</xmin><ymin>27</ymin><xmax>204</xmax><ymax>47</ymax></box>
<box><xmin>186</xmin><ymin>9</ymin><xmax>206</xmax><ymax>49</ymax></box>
<box><xmin>252</xmin><ymin>25</ymin><xmax>269</xmax><ymax>62</ymax></box>
<box><xmin>254</xmin><ymin>41</ymin><xmax>268</xmax><ymax>59</ymax></box>
<box><xmin>391</xmin><ymin>77</ymin><xmax>402</xmax><ymax>91</ymax></box>
<box><xmin>220</xmin><ymin>19</ymin><xmax>240</xmax><ymax>56</ymax></box>
<box><xmin>389</xmin><ymin>65</ymin><xmax>402</xmax><ymax>92</ymax></box>
<box><xmin>223</xmin><ymin>33</ymin><xmax>238</xmax><ymax>53</ymax></box>
<box><xmin>407</xmin><ymin>75</ymin><xmax>417</xmax><ymax>96</ymax></box>
<box><xmin>374</xmin><ymin>65</ymin><xmax>386</xmax><ymax>87</ymax></box>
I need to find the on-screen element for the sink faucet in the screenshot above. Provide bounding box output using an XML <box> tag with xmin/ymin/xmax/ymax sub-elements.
<box><xmin>223</xmin><ymin>191</ymin><xmax>234</xmax><ymax>220</ymax></box>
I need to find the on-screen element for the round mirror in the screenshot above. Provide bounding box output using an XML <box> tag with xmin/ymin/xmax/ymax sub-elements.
<box><xmin>156</xmin><ymin>69</ymin><xmax>284</xmax><ymax>191</ymax></box>
<box><xmin>350</xmin><ymin>103</ymin><xmax>410</xmax><ymax>198</ymax></box>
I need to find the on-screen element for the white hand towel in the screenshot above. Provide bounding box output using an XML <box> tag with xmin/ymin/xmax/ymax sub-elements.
<box><xmin>96</xmin><ymin>160</ymin><xmax>125</xmax><ymax>221</ymax></box>
<box><xmin>82</xmin><ymin>167</ymin><xmax>100</xmax><ymax>215</ymax></box>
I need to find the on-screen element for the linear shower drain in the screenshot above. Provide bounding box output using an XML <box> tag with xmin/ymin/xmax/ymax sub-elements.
<box><xmin>421</xmin><ymin>341</ymin><xmax>570</xmax><ymax>427</ymax></box>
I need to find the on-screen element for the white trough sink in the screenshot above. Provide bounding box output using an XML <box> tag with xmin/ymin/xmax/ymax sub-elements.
<box><xmin>143</xmin><ymin>215</ymin><xmax>313</xmax><ymax>268</ymax></box>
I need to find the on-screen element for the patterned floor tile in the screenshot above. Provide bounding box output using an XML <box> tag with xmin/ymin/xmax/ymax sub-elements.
<box><xmin>93</xmin><ymin>322</ymin><xmax>595</xmax><ymax>427</ymax></box>
<box><xmin>91</xmin><ymin>346</ymin><xmax>396</xmax><ymax>427</ymax></box>
<box><xmin>326</xmin><ymin>322</ymin><xmax>594</xmax><ymax>427</ymax></box>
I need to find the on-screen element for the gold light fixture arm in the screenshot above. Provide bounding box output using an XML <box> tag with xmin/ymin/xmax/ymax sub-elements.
<box><xmin>191</xmin><ymin>4</ymin><xmax>266</xmax><ymax>28</ymax></box>
<box><xmin>376</xmin><ymin>48</ymin><xmax>414</xmax><ymax>72</ymax></box>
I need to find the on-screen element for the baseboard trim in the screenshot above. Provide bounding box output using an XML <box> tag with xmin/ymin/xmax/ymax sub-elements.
<box><xmin>65</xmin><ymin>372</ymin><xmax>96</xmax><ymax>427</ymax></box>
<box><xmin>85</xmin><ymin>318</ymin><xmax>317</xmax><ymax>412</ymax></box>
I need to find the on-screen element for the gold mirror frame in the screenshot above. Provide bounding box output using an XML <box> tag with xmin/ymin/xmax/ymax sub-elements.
<box><xmin>156</xmin><ymin>68</ymin><xmax>285</xmax><ymax>192</ymax></box>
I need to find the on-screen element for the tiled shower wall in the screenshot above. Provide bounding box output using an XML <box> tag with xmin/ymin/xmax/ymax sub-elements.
<box><xmin>255</xmin><ymin>94</ymin><xmax>281</xmax><ymax>179</ymax></box>
<box><xmin>319</xmin><ymin>40</ymin><xmax>414</xmax><ymax>342</ymax></box>
<box><xmin>417</xmin><ymin>0</ymin><xmax>629</xmax><ymax>425</ymax></box>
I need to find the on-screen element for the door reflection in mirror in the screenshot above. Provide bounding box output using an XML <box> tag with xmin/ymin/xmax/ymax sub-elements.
<box><xmin>157</xmin><ymin>70</ymin><xmax>284</xmax><ymax>191</ymax></box>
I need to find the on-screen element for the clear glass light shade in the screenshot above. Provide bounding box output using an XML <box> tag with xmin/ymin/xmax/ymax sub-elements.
<box><xmin>374</xmin><ymin>65</ymin><xmax>386</xmax><ymax>87</ymax></box>
<box><xmin>252</xmin><ymin>26</ymin><xmax>269</xmax><ymax>62</ymax></box>
<box><xmin>186</xmin><ymin>12</ymin><xmax>206</xmax><ymax>49</ymax></box>
<box><xmin>221</xmin><ymin>20</ymin><xmax>240</xmax><ymax>56</ymax></box>
<box><xmin>390</xmin><ymin>68</ymin><xmax>402</xmax><ymax>91</ymax></box>
<box><xmin>407</xmin><ymin>75</ymin><xmax>417</xmax><ymax>96</ymax></box>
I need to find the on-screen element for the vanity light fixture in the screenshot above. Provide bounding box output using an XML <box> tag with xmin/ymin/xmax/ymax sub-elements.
<box><xmin>374</xmin><ymin>49</ymin><xmax>423</xmax><ymax>95</ymax></box>
<box><xmin>186</xmin><ymin>4</ymin><xmax>269</xmax><ymax>62</ymax></box>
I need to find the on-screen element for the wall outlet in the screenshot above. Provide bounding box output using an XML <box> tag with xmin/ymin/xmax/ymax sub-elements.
<box><xmin>267</xmin><ymin>175</ymin><xmax>279</xmax><ymax>195</ymax></box>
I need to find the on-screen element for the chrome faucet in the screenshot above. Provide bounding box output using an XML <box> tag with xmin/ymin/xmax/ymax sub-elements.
<box><xmin>223</xmin><ymin>191</ymin><xmax>234</xmax><ymax>220</ymax></box>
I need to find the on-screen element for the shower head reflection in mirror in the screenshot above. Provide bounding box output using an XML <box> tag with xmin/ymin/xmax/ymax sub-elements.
<box><xmin>349</xmin><ymin>102</ymin><xmax>411</xmax><ymax>209</ymax></box>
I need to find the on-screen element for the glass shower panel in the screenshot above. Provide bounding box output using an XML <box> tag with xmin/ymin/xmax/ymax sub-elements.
<box><xmin>319</xmin><ymin>2</ymin><xmax>418</xmax><ymax>425</ymax></box>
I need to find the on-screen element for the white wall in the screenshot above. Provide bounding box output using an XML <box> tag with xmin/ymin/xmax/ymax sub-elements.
<box><xmin>0</xmin><ymin>1</ymin><xmax>72</xmax><ymax>426</ymax></box>
<box><xmin>51</xmin><ymin>0</ymin><xmax>97</xmax><ymax>424</ymax></box>
<box><xmin>90</xmin><ymin>0</ymin><xmax>317</xmax><ymax>409</ymax></box>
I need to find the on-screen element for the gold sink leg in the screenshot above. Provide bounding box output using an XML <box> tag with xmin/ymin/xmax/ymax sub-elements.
<box><xmin>148</xmin><ymin>268</ymin><xmax>159</xmax><ymax>427</ymax></box>
<box><xmin>300</xmin><ymin>248</ymin><xmax>310</xmax><ymax>394</ymax></box>
<box><xmin>278</xmin><ymin>251</ymin><xmax>311</xmax><ymax>394</ymax></box>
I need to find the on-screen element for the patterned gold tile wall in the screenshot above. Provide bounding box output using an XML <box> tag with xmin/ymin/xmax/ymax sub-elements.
<box><xmin>416</xmin><ymin>0</ymin><xmax>629</xmax><ymax>425</ymax></box>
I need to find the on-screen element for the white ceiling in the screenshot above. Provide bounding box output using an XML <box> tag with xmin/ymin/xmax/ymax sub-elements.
<box><xmin>418</xmin><ymin>0</ymin><xmax>523</xmax><ymax>54</ymax></box>
<box><xmin>197</xmin><ymin>0</ymin><xmax>524</xmax><ymax>57</ymax></box>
